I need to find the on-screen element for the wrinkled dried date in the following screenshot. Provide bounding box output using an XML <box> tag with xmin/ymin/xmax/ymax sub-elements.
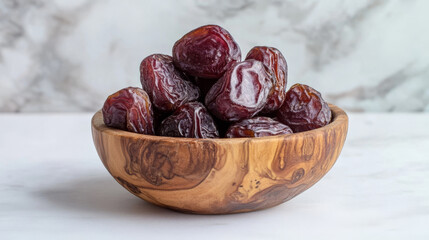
<box><xmin>159</xmin><ymin>102</ymin><xmax>219</xmax><ymax>138</ymax></box>
<box><xmin>102</xmin><ymin>87</ymin><xmax>154</xmax><ymax>134</ymax></box>
<box><xmin>140</xmin><ymin>54</ymin><xmax>199</xmax><ymax>112</ymax></box>
<box><xmin>277</xmin><ymin>84</ymin><xmax>331</xmax><ymax>132</ymax></box>
<box><xmin>173</xmin><ymin>25</ymin><xmax>241</xmax><ymax>79</ymax></box>
<box><xmin>246</xmin><ymin>46</ymin><xmax>288</xmax><ymax>113</ymax></box>
<box><xmin>226</xmin><ymin>116</ymin><xmax>293</xmax><ymax>138</ymax></box>
<box><xmin>205</xmin><ymin>59</ymin><xmax>272</xmax><ymax>122</ymax></box>
<box><xmin>103</xmin><ymin>25</ymin><xmax>332</xmax><ymax>138</ymax></box>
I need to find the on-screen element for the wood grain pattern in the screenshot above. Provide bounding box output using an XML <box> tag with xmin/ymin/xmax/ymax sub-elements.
<box><xmin>91</xmin><ymin>104</ymin><xmax>348</xmax><ymax>214</ymax></box>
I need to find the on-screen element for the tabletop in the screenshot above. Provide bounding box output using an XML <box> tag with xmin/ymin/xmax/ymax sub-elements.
<box><xmin>1</xmin><ymin>112</ymin><xmax>428</xmax><ymax>239</ymax></box>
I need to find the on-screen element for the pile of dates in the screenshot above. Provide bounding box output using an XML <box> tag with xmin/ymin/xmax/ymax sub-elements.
<box><xmin>102</xmin><ymin>25</ymin><xmax>331</xmax><ymax>138</ymax></box>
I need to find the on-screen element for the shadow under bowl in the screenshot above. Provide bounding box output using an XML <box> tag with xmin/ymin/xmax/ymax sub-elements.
<box><xmin>91</xmin><ymin>104</ymin><xmax>348</xmax><ymax>214</ymax></box>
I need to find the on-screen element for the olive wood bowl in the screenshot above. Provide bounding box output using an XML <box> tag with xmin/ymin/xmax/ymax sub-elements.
<box><xmin>91</xmin><ymin>104</ymin><xmax>348</xmax><ymax>214</ymax></box>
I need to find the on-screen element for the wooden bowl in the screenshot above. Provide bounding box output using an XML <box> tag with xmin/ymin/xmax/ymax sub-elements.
<box><xmin>91</xmin><ymin>104</ymin><xmax>348</xmax><ymax>214</ymax></box>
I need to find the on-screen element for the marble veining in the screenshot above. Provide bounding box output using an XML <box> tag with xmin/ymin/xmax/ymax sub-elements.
<box><xmin>1</xmin><ymin>0</ymin><xmax>428</xmax><ymax>112</ymax></box>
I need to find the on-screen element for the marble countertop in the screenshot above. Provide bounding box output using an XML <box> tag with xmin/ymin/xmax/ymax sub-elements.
<box><xmin>1</xmin><ymin>113</ymin><xmax>428</xmax><ymax>239</ymax></box>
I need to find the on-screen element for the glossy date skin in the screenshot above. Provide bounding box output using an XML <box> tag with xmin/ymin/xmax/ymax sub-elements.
<box><xmin>246</xmin><ymin>46</ymin><xmax>288</xmax><ymax>113</ymax></box>
<box><xmin>277</xmin><ymin>84</ymin><xmax>331</xmax><ymax>132</ymax></box>
<box><xmin>159</xmin><ymin>102</ymin><xmax>219</xmax><ymax>138</ymax></box>
<box><xmin>172</xmin><ymin>25</ymin><xmax>241</xmax><ymax>79</ymax></box>
<box><xmin>205</xmin><ymin>59</ymin><xmax>272</xmax><ymax>122</ymax></box>
<box><xmin>140</xmin><ymin>54</ymin><xmax>199</xmax><ymax>112</ymax></box>
<box><xmin>225</xmin><ymin>116</ymin><xmax>293</xmax><ymax>138</ymax></box>
<box><xmin>102</xmin><ymin>87</ymin><xmax>154</xmax><ymax>134</ymax></box>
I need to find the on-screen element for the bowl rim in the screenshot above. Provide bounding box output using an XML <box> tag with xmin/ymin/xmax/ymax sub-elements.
<box><xmin>92</xmin><ymin>103</ymin><xmax>348</xmax><ymax>143</ymax></box>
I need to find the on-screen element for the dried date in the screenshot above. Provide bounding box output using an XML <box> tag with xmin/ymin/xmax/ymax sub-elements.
<box><xmin>246</xmin><ymin>46</ymin><xmax>287</xmax><ymax>113</ymax></box>
<box><xmin>140</xmin><ymin>54</ymin><xmax>199</xmax><ymax>112</ymax></box>
<box><xmin>226</xmin><ymin>116</ymin><xmax>293</xmax><ymax>138</ymax></box>
<box><xmin>172</xmin><ymin>25</ymin><xmax>241</xmax><ymax>79</ymax></box>
<box><xmin>205</xmin><ymin>59</ymin><xmax>272</xmax><ymax>122</ymax></box>
<box><xmin>277</xmin><ymin>84</ymin><xmax>331</xmax><ymax>132</ymax></box>
<box><xmin>102</xmin><ymin>87</ymin><xmax>154</xmax><ymax>134</ymax></box>
<box><xmin>159</xmin><ymin>102</ymin><xmax>219</xmax><ymax>138</ymax></box>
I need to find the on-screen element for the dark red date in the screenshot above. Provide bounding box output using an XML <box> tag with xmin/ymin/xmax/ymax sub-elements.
<box><xmin>102</xmin><ymin>87</ymin><xmax>154</xmax><ymax>134</ymax></box>
<box><xmin>225</xmin><ymin>116</ymin><xmax>293</xmax><ymax>138</ymax></box>
<box><xmin>159</xmin><ymin>102</ymin><xmax>219</xmax><ymax>138</ymax></box>
<box><xmin>172</xmin><ymin>25</ymin><xmax>241</xmax><ymax>79</ymax></box>
<box><xmin>205</xmin><ymin>59</ymin><xmax>272</xmax><ymax>122</ymax></box>
<box><xmin>277</xmin><ymin>84</ymin><xmax>331</xmax><ymax>132</ymax></box>
<box><xmin>246</xmin><ymin>46</ymin><xmax>287</xmax><ymax>113</ymax></box>
<box><xmin>140</xmin><ymin>54</ymin><xmax>199</xmax><ymax>112</ymax></box>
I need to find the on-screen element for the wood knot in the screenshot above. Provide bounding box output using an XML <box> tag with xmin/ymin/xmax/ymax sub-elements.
<box><xmin>291</xmin><ymin>168</ymin><xmax>305</xmax><ymax>184</ymax></box>
<box><xmin>115</xmin><ymin>177</ymin><xmax>141</xmax><ymax>194</ymax></box>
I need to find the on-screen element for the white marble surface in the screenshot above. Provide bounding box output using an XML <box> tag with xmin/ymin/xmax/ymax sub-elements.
<box><xmin>0</xmin><ymin>113</ymin><xmax>428</xmax><ymax>239</ymax></box>
<box><xmin>1</xmin><ymin>0</ymin><xmax>429</xmax><ymax>112</ymax></box>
